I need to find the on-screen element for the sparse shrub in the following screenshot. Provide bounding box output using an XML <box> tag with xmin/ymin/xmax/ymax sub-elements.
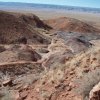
<box><xmin>74</xmin><ymin>68</ymin><xmax>100</xmax><ymax>100</ymax></box>
<box><xmin>0</xmin><ymin>72</ymin><xmax>10</xmax><ymax>83</ymax></box>
<box><xmin>0</xmin><ymin>87</ymin><xmax>19</xmax><ymax>100</ymax></box>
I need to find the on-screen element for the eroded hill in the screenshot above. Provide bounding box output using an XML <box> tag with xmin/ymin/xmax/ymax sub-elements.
<box><xmin>0</xmin><ymin>11</ymin><xmax>51</xmax><ymax>44</ymax></box>
<box><xmin>45</xmin><ymin>17</ymin><xmax>100</xmax><ymax>33</ymax></box>
<box><xmin>0</xmin><ymin>11</ymin><xmax>100</xmax><ymax>100</ymax></box>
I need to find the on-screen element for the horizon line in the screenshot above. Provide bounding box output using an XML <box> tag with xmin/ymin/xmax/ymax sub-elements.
<box><xmin>0</xmin><ymin>1</ymin><xmax>100</xmax><ymax>9</ymax></box>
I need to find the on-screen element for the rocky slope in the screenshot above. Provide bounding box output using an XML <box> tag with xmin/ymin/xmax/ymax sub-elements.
<box><xmin>22</xmin><ymin>40</ymin><xmax>100</xmax><ymax>100</ymax></box>
<box><xmin>0</xmin><ymin>11</ymin><xmax>100</xmax><ymax>100</ymax></box>
<box><xmin>0</xmin><ymin>11</ymin><xmax>51</xmax><ymax>44</ymax></box>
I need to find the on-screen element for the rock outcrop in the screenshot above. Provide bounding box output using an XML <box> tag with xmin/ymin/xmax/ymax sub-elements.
<box><xmin>89</xmin><ymin>82</ymin><xmax>100</xmax><ymax>100</ymax></box>
<box><xmin>0</xmin><ymin>45</ymin><xmax>41</xmax><ymax>63</ymax></box>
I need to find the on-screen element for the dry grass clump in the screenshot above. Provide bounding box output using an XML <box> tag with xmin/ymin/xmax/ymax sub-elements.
<box><xmin>74</xmin><ymin>68</ymin><xmax>100</xmax><ymax>100</ymax></box>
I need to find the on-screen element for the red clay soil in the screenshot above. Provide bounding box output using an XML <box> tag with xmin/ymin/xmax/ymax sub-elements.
<box><xmin>45</xmin><ymin>17</ymin><xmax>100</xmax><ymax>33</ymax></box>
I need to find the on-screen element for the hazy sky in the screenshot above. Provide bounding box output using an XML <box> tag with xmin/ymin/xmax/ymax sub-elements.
<box><xmin>0</xmin><ymin>0</ymin><xmax>100</xmax><ymax>8</ymax></box>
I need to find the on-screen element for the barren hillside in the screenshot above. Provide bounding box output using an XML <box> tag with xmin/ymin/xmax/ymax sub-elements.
<box><xmin>0</xmin><ymin>11</ymin><xmax>51</xmax><ymax>44</ymax></box>
<box><xmin>0</xmin><ymin>11</ymin><xmax>100</xmax><ymax>100</ymax></box>
<box><xmin>45</xmin><ymin>17</ymin><xmax>100</xmax><ymax>33</ymax></box>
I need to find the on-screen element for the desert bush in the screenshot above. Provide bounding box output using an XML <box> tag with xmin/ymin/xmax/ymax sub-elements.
<box><xmin>0</xmin><ymin>71</ymin><xmax>11</xmax><ymax>82</ymax></box>
<box><xmin>0</xmin><ymin>87</ymin><xmax>18</xmax><ymax>100</ymax></box>
<box><xmin>74</xmin><ymin>68</ymin><xmax>100</xmax><ymax>100</ymax></box>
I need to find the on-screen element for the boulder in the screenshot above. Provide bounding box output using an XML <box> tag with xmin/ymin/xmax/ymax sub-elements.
<box><xmin>89</xmin><ymin>82</ymin><xmax>100</xmax><ymax>100</ymax></box>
